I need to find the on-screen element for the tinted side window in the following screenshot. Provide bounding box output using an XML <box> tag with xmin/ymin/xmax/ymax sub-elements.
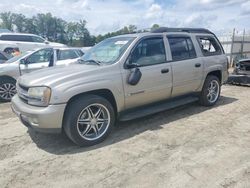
<box><xmin>0</xmin><ymin>35</ymin><xmax>17</xmax><ymax>41</ymax></box>
<box><xmin>168</xmin><ymin>37</ymin><xmax>196</xmax><ymax>61</ymax></box>
<box><xmin>58</xmin><ymin>50</ymin><xmax>79</xmax><ymax>60</ymax></box>
<box><xmin>31</xmin><ymin>36</ymin><xmax>45</xmax><ymax>43</ymax></box>
<box><xmin>197</xmin><ymin>36</ymin><xmax>221</xmax><ymax>56</ymax></box>
<box><xmin>129</xmin><ymin>37</ymin><xmax>166</xmax><ymax>66</ymax></box>
<box><xmin>0</xmin><ymin>35</ymin><xmax>33</xmax><ymax>42</ymax></box>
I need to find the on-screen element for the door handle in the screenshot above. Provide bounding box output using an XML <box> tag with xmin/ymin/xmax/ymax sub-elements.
<box><xmin>161</xmin><ymin>68</ymin><xmax>169</xmax><ymax>74</ymax></box>
<box><xmin>195</xmin><ymin>63</ymin><xmax>201</xmax><ymax>68</ymax></box>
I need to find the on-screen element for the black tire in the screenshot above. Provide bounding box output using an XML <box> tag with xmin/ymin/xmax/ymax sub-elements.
<box><xmin>199</xmin><ymin>75</ymin><xmax>221</xmax><ymax>106</ymax></box>
<box><xmin>0</xmin><ymin>77</ymin><xmax>17</xmax><ymax>102</ymax></box>
<box><xmin>63</xmin><ymin>94</ymin><xmax>115</xmax><ymax>146</ymax></box>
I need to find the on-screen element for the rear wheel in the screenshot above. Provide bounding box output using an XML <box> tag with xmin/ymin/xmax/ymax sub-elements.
<box><xmin>63</xmin><ymin>95</ymin><xmax>115</xmax><ymax>146</ymax></box>
<box><xmin>0</xmin><ymin>78</ymin><xmax>16</xmax><ymax>102</ymax></box>
<box><xmin>199</xmin><ymin>75</ymin><xmax>221</xmax><ymax>106</ymax></box>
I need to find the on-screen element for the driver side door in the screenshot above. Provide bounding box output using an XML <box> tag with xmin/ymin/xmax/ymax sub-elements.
<box><xmin>20</xmin><ymin>48</ymin><xmax>53</xmax><ymax>74</ymax></box>
<box><xmin>121</xmin><ymin>36</ymin><xmax>173</xmax><ymax>109</ymax></box>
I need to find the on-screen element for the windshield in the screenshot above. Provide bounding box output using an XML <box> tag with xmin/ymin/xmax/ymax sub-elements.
<box><xmin>80</xmin><ymin>36</ymin><xmax>135</xmax><ymax>65</ymax></box>
<box><xmin>5</xmin><ymin>51</ymin><xmax>31</xmax><ymax>64</ymax></box>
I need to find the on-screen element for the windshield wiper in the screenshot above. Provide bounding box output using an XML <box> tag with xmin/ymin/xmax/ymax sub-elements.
<box><xmin>78</xmin><ymin>59</ymin><xmax>101</xmax><ymax>66</ymax></box>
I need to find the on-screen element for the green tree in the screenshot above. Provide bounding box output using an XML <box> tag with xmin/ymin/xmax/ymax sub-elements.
<box><xmin>0</xmin><ymin>12</ymin><xmax>14</xmax><ymax>30</ymax></box>
<box><xmin>151</xmin><ymin>24</ymin><xmax>160</xmax><ymax>31</ymax></box>
<box><xmin>12</xmin><ymin>13</ymin><xmax>26</xmax><ymax>32</ymax></box>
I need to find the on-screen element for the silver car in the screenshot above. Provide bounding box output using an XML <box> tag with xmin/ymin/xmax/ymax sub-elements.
<box><xmin>0</xmin><ymin>47</ymin><xmax>84</xmax><ymax>101</ymax></box>
<box><xmin>12</xmin><ymin>28</ymin><xmax>229</xmax><ymax>146</ymax></box>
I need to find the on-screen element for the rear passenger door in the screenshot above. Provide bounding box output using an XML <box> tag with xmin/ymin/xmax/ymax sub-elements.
<box><xmin>167</xmin><ymin>35</ymin><xmax>203</xmax><ymax>97</ymax></box>
<box><xmin>122</xmin><ymin>36</ymin><xmax>173</xmax><ymax>109</ymax></box>
<box><xmin>56</xmin><ymin>49</ymin><xmax>80</xmax><ymax>65</ymax></box>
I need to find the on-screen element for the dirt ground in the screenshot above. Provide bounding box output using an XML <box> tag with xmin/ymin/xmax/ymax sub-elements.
<box><xmin>0</xmin><ymin>85</ymin><xmax>250</xmax><ymax>188</ymax></box>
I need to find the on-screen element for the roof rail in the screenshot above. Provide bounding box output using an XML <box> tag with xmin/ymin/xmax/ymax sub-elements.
<box><xmin>151</xmin><ymin>27</ymin><xmax>212</xmax><ymax>34</ymax></box>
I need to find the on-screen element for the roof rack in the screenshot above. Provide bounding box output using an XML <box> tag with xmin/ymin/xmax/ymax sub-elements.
<box><xmin>151</xmin><ymin>27</ymin><xmax>212</xmax><ymax>34</ymax></box>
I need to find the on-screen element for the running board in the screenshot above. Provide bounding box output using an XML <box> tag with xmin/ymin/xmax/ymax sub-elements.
<box><xmin>119</xmin><ymin>96</ymin><xmax>199</xmax><ymax>121</ymax></box>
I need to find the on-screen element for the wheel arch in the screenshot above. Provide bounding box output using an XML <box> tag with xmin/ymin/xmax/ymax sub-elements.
<box><xmin>0</xmin><ymin>75</ymin><xmax>17</xmax><ymax>83</ymax></box>
<box><xmin>64</xmin><ymin>89</ymin><xmax>118</xmax><ymax>118</ymax></box>
<box><xmin>206</xmin><ymin>70</ymin><xmax>222</xmax><ymax>84</ymax></box>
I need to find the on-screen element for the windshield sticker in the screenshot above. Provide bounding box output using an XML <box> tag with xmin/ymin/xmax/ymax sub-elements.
<box><xmin>115</xmin><ymin>41</ymin><xmax>128</xmax><ymax>45</ymax></box>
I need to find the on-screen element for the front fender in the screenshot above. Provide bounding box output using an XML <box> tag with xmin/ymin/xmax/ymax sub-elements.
<box><xmin>50</xmin><ymin>78</ymin><xmax>125</xmax><ymax>112</ymax></box>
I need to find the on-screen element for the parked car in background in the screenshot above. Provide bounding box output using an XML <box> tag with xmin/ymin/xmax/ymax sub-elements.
<box><xmin>0</xmin><ymin>51</ymin><xmax>12</xmax><ymax>64</ymax></box>
<box><xmin>0</xmin><ymin>47</ymin><xmax>83</xmax><ymax>101</ymax></box>
<box><xmin>234</xmin><ymin>58</ymin><xmax>250</xmax><ymax>75</ymax></box>
<box><xmin>0</xmin><ymin>33</ymin><xmax>66</xmax><ymax>54</ymax></box>
<box><xmin>11</xmin><ymin>27</ymin><xmax>229</xmax><ymax>146</ymax></box>
<box><xmin>227</xmin><ymin>58</ymin><xmax>250</xmax><ymax>85</ymax></box>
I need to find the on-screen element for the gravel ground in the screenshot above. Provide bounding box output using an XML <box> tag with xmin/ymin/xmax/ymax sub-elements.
<box><xmin>0</xmin><ymin>85</ymin><xmax>250</xmax><ymax>188</ymax></box>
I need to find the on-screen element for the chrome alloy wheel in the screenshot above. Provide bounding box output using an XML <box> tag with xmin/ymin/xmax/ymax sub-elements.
<box><xmin>0</xmin><ymin>83</ymin><xmax>16</xmax><ymax>100</ymax></box>
<box><xmin>207</xmin><ymin>80</ymin><xmax>219</xmax><ymax>103</ymax></box>
<box><xmin>77</xmin><ymin>103</ymin><xmax>111</xmax><ymax>141</ymax></box>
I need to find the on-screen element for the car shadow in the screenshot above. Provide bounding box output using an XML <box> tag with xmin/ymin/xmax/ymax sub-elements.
<box><xmin>28</xmin><ymin>96</ymin><xmax>238</xmax><ymax>155</ymax></box>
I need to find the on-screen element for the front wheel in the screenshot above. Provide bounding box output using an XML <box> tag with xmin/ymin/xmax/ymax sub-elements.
<box><xmin>199</xmin><ymin>75</ymin><xmax>221</xmax><ymax>106</ymax></box>
<box><xmin>0</xmin><ymin>78</ymin><xmax>17</xmax><ymax>102</ymax></box>
<box><xmin>63</xmin><ymin>95</ymin><xmax>115</xmax><ymax>146</ymax></box>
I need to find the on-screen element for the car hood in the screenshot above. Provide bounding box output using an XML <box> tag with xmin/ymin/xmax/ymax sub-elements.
<box><xmin>18</xmin><ymin>64</ymin><xmax>102</xmax><ymax>87</ymax></box>
<box><xmin>0</xmin><ymin>62</ymin><xmax>19</xmax><ymax>71</ymax></box>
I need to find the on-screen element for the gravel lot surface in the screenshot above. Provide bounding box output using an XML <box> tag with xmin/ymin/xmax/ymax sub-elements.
<box><xmin>0</xmin><ymin>85</ymin><xmax>250</xmax><ymax>188</ymax></box>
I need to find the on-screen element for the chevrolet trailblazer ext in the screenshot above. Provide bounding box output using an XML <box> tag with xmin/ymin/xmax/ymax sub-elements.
<box><xmin>11</xmin><ymin>28</ymin><xmax>229</xmax><ymax>146</ymax></box>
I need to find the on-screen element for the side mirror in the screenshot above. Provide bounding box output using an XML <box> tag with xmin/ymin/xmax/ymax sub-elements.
<box><xmin>44</xmin><ymin>40</ymin><xmax>49</xmax><ymax>44</ymax></box>
<box><xmin>128</xmin><ymin>67</ymin><xmax>142</xmax><ymax>85</ymax></box>
<box><xmin>126</xmin><ymin>63</ymin><xmax>139</xmax><ymax>69</ymax></box>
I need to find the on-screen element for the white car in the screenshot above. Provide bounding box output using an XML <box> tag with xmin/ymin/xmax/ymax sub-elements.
<box><xmin>0</xmin><ymin>47</ymin><xmax>84</xmax><ymax>101</ymax></box>
<box><xmin>0</xmin><ymin>33</ymin><xmax>66</xmax><ymax>53</ymax></box>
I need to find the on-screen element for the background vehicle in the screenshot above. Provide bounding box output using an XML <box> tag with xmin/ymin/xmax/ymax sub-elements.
<box><xmin>234</xmin><ymin>58</ymin><xmax>250</xmax><ymax>75</ymax></box>
<box><xmin>11</xmin><ymin>28</ymin><xmax>229</xmax><ymax>146</ymax></box>
<box><xmin>0</xmin><ymin>51</ymin><xmax>12</xmax><ymax>64</ymax></box>
<box><xmin>0</xmin><ymin>47</ymin><xmax>84</xmax><ymax>101</ymax></box>
<box><xmin>227</xmin><ymin>58</ymin><xmax>250</xmax><ymax>85</ymax></box>
<box><xmin>0</xmin><ymin>33</ymin><xmax>66</xmax><ymax>54</ymax></box>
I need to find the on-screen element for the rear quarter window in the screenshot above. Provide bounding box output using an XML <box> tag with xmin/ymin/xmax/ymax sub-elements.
<box><xmin>197</xmin><ymin>36</ymin><xmax>222</xmax><ymax>56</ymax></box>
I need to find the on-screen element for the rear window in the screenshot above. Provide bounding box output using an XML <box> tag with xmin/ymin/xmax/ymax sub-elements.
<box><xmin>197</xmin><ymin>36</ymin><xmax>222</xmax><ymax>56</ymax></box>
<box><xmin>168</xmin><ymin>37</ymin><xmax>196</xmax><ymax>61</ymax></box>
<box><xmin>0</xmin><ymin>53</ymin><xmax>7</xmax><ymax>60</ymax></box>
<box><xmin>58</xmin><ymin>50</ymin><xmax>79</xmax><ymax>60</ymax></box>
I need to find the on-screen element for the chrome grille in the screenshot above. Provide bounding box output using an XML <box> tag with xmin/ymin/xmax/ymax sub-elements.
<box><xmin>17</xmin><ymin>84</ymin><xmax>29</xmax><ymax>103</ymax></box>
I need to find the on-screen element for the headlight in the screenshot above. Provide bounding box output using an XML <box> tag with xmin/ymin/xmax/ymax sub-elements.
<box><xmin>27</xmin><ymin>86</ymin><xmax>51</xmax><ymax>106</ymax></box>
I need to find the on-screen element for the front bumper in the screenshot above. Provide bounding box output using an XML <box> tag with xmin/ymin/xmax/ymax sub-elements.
<box><xmin>227</xmin><ymin>74</ymin><xmax>250</xmax><ymax>85</ymax></box>
<box><xmin>11</xmin><ymin>95</ymin><xmax>66</xmax><ymax>133</ymax></box>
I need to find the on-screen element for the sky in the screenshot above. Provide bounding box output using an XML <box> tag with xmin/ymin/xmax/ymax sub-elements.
<box><xmin>0</xmin><ymin>0</ymin><xmax>249</xmax><ymax>35</ymax></box>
